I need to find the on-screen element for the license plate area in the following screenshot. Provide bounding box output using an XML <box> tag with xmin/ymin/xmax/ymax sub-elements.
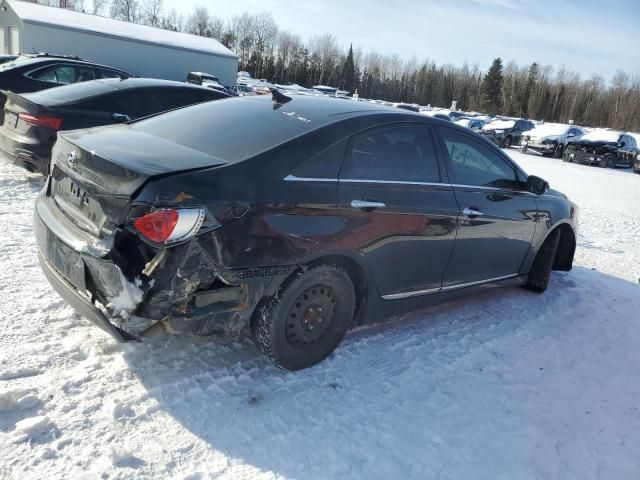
<box><xmin>4</xmin><ymin>111</ymin><xmax>18</xmax><ymax>129</ymax></box>
<box><xmin>34</xmin><ymin>214</ymin><xmax>87</xmax><ymax>293</ymax></box>
<box><xmin>51</xmin><ymin>167</ymin><xmax>106</xmax><ymax>236</ymax></box>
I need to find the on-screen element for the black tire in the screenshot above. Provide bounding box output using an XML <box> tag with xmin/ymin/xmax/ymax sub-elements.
<box><xmin>251</xmin><ymin>265</ymin><xmax>355</xmax><ymax>371</ymax></box>
<box><xmin>501</xmin><ymin>136</ymin><xmax>513</xmax><ymax>148</ymax></box>
<box><xmin>553</xmin><ymin>143</ymin><xmax>564</xmax><ymax>159</ymax></box>
<box><xmin>525</xmin><ymin>229</ymin><xmax>561</xmax><ymax>293</ymax></box>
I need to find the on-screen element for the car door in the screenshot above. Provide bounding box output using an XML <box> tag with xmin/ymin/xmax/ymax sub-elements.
<box><xmin>436</xmin><ymin>127</ymin><xmax>537</xmax><ymax>288</ymax></box>
<box><xmin>337</xmin><ymin>124</ymin><xmax>459</xmax><ymax>298</ymax></box>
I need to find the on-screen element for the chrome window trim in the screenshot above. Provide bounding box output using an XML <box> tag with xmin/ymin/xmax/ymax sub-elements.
<box><xmin>340</xmin><ymin>178</ymin><xmax>447</xmax><ymax>187</ymax></box>
<box><xmin>284</xmin><ymin>175</ymin><xmax>543</xmax><ymax>196</ymax></box>
<box><xmin>283</xmin><ymin>174</ymin><xmax>337</xmax><ymax>183</ymax></box>
<box><xmin>382</xmin><ymin>273</ymin><xmax>519</xmax><ymax>300</ymax></box>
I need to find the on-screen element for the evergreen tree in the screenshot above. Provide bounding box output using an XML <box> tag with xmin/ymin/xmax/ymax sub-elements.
<box><xmin>481</xmin><ymin>58</ymin><xmax>504</xmax><ymax>115</ymax></box>
<box><xmin>523</xmin><ymin>62</ymin><xmax>539</xmax><ymax>117</ymax></box>
<box><xmin>341</xmin><ymin>44</ymin><xmax>356</xmax><ymax>93</ymax></box>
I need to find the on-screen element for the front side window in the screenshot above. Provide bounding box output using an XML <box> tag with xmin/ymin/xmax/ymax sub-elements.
<box><xmin>439</xmin><ymin>129</ymin><xmax>519</xmax><ymax>189</ymax></box>
<box><xmin>341</xmin><ymin>125</ymin><xmax>440</xmax><ymax>183</ymax></box>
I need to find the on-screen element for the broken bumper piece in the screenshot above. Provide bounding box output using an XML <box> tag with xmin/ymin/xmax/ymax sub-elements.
<box><xmin>37</xmin><ymin>250</ymin><xmax>135</xmax><ymax>342</ymax></box>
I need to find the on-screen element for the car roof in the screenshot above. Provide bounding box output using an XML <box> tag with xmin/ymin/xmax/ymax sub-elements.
<box><xmin>99</xmin><ymin>77</ymin><xmax>214</xmax><ymax>90</ymax></box>
<box><xmin>0</xmin><ymin>55</ymin><xmax>131</xmax><ymax>75</ymax></box>
<box><xmin>23</xmin><ymin>78</ymin><xmax>218</xmax><ymax>106</ymax></box>
<box><xmin>129</xmin><ymin>93</ymin><xmax>453</xmax><ymax>164</ymax></box>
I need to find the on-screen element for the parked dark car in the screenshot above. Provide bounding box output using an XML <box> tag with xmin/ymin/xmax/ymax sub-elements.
<box><xmin>481</xmin><ymin>118</ymin><xmax>535</xmax><ymax>147</ymax></box>
<box><xmin>35</xmin><ymin>93</ymin><xmax>577</xmax><ymax>370</ymax></box>
<box><xmin>563</xmin><ymin>130</ymin><xmax>639</xmax><ymax>168</ymax></box>
<box><xmin>0</xmin><ymin>78</ymin><xmax>228</xmax><ymax>175</ymax></box>
<box><xmin>186</xmin><ymin>71</ymin><xmax>229</xmax><ymax>95</ymax></box>
<box><xmin>0</xmin><ymin>53</ymin><xmax>133</xmax><ymax>123</ymax></box>
<box><xmin>521</xmin><ymin>124</ymin><xmax>585</xmax><ymax>158</ymax></box>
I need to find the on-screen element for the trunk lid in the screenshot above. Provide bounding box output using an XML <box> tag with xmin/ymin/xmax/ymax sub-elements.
<box><xmin>2</xmin><ymin>90</ymin><xmax>53</xmax><ymax>133</ymax></box>
<box><xmin>49</xmin><ymin>126</ymin><xmax>227</xmax><ymax>238</ymax></box>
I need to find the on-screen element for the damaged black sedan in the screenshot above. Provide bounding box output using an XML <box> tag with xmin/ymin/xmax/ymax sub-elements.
<box><xmin>563</xmin><ymin>130</ymin><xmax>639</xmax><ymax>168</ymax></box>
<box><xmin>35</xmin><ymin>93</ymin><xmax>578</xmax><ymax>370</ymax></box>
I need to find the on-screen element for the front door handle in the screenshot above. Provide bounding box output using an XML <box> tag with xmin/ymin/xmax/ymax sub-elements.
<box><xmin>351</xmin><ymin>199</ymin><xmax>386</xmax><ymax>209</ymax></box>
<box><xmin>463</xmin><ymin>207</ymin><xmax>484</xmax><ymax>217</ymax></box>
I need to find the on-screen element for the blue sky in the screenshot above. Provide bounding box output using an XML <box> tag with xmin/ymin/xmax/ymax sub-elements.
<box><xmin>164</xmin><ymin>0</ymin><xmax>640</xmax><ymax>79</ymax></box>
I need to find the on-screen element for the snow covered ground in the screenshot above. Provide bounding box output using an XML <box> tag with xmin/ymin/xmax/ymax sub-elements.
<box><xmin>1</xmin><ymin>152</ymin><xmax>639</xmax><ymax>479</ymax></box>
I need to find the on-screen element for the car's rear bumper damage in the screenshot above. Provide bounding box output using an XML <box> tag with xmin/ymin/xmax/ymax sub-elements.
<box><xmin>35</xmin><ymin>190</ymin><xmax>294</xmax><ymax>341</ymax></box>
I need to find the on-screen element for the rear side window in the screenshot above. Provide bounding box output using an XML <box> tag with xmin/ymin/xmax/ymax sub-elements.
<box><xmin>341</xmin><ymin>125</ymin><xmax>440</xmax><ymax>183</ymax></box>
<box><xmin>98</xmin><ymin>69</ymin><xmax>123</xmax><ymax>79</ymax></box>
<box><xmin>439</xmin><ymin>128</ymin><xmax>519</xmax><ymax>189</ymax></box>
<box><xmin>292</xmin><ymin>140</ymin><xmax>347</xmax><ymax>179</ymax></box>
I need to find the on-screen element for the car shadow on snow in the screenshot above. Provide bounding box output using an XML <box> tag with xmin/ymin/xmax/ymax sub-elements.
<box><xmin>119</xmin><ymin>266</ymin><xmax>640</xmax><ymax>478</ymax></box>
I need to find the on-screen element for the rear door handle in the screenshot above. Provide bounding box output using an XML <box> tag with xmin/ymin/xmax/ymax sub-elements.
<box><xmin>463</xmin><ymin>207</ymin><xmax>484</xmax><ymax>217</ymax></box>
<box><xmin>351</xmin><ymin>200</ymin><xmax>386</xmax><ymax>209</ymax></box>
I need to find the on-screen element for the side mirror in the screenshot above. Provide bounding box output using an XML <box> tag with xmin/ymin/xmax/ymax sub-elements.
<box><xmin>112</xmin><ymin>112</ymin><xmax>131</xmax><ymax>123</ymax></box>
<box><xmin>618</xmin><ymin>142</ymin><xmax>625</xmax><ymax>148</ymax></box>
<box><xmin>526</xmin><ymin>175</ymin><xmax>549</xmax><ymax>195</ymax></box>
<box><xmin>567</xmin><ymin>133</ymin><xmax>575</xmax><ymax>138</ymax></box>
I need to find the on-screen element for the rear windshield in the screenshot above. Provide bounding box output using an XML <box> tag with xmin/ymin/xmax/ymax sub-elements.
<box><xmin>23</xmin><ymin>81</ymin><xmax>116</xmax><ymax>106</ymax></box>
<box><xmin>131</xmin><ymin>97</ymin><xmax>333</xmax><ymax>162</ymax></box>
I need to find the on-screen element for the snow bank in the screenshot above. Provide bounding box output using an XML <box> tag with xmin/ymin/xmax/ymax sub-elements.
<box><xmin>13</xmin><ymin>415</ymin><xmax>53</xmax><ymax>442</ymax></box>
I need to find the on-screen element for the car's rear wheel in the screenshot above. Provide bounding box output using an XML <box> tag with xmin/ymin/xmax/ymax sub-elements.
<box><xmin>251</xmin><ymin>265</ymin><xmax>355</xmax><ymax>371</ymax></box>
<box><xmin>525</xmin><ymin>229</ymin><xmax>561</xmax><ymax>293</ymax></box>
<box><xmin>502</xmin><ymin>136</ymin><xmax>513</xmax><ymax>148</ymax></box>
<box><xmin>553</xmin><ymin>143</ymin><xmax>564</xmax><ymax>158</ymax></box>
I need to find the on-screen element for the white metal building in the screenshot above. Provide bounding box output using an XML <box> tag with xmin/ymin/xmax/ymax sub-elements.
<box><xmin>0</xmin><ymin>0</ymin><xmax>238</xmax><ymax>86</ymax></box>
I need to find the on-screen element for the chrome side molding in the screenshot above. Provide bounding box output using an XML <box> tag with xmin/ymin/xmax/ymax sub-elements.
<box><xmin>382</xmin><ymin>274</ymin><xmax>519</xmax><ymax>300</ymax></box>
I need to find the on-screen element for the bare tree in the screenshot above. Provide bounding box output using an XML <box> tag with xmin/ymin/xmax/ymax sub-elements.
<box><xmin>187</xmin><ymin>6</ymin><xmax>211</xmax><ymax>36</ymax></box>
<box><xmin>162</xmin><ymin>8</ymin><xmax>185</xmax><ymax>32</ymax></box>
<box><xmin>90</xmin><ymin>0</ymin><xmax>107</xmax><ymax>15</ymax></box>
<box><xmin>110</xmin><ymin>0</ymin><xmax>141</xmax><ymax>23</ymax></box>
<box><xmin>141</xmin><ymin>0</ymin><xmax>162</xmax><ymax>27</ymax></box>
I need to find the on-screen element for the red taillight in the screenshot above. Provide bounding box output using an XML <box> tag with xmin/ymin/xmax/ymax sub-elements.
<box><xmin>133</xmin><ymin>208</ymin><xmax>207</xmax><ymax>244</ymax></box>
<box><xmin>18</xmin><ymin>113</ymin><xmax>63</xmax><ymax>130</ymax></box>
<box><xmin>134</xmin><ymin>210</ymin><xmax>179</xmax><ymax>243</ymax></box>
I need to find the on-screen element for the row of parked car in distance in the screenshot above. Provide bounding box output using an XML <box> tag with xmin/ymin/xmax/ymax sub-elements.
<box><xmin>411</xmin><ymin>103</ymin><xmax>640</xmax><ymax>173</ymax></box>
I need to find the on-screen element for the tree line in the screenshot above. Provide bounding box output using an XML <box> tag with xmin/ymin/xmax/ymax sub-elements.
<box><xmin>28</xmin><ymin>0</ymin><xmax>640</xmax><ymax>131</ymax></box>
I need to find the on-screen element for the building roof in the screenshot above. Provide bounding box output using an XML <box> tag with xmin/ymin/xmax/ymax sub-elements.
<box><xmin>6</xmin><ymin>0</ymin><xmax>237</xmax><ymax>59</ymax></box>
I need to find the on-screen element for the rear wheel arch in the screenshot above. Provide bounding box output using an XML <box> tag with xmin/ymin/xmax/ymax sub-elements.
<box><xmin>306</xmin><ymin>254</ymin><xmax>369</xmax><ymax>326</ymax></box>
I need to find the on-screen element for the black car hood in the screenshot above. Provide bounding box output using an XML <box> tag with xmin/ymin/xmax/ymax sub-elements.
<box><xmin>60</xmin><ymin>125</ymin><xmax>227</xmax><ymax>178</ymax></box>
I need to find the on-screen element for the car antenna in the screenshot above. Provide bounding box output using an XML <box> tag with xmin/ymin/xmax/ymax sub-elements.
<box><xmin>271</xmin><ymin>88</ymin><xmax>292</xmax><ymax>107</ymax></box>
